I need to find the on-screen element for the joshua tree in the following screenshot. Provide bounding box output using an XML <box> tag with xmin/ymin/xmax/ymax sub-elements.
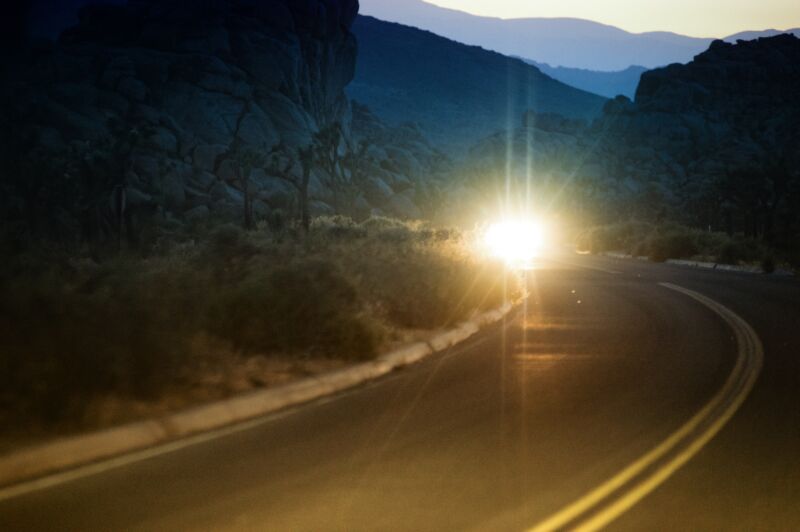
<box><xmin>297</xmin><ymin>145</ymin><xmax>314</xmax><ymax>233</ymax></box>
<box><xmin>312</xmin><ymin>123</ymin><xmax>376</xmax><ymax>215</ymax></box>
<box><xmin>341</xmin><ymin>139</ymin><xmax>371</xmax><ymax>187</ymax></box>
<box><xmin>266</xmin><ymin>124</ymin><xmax>375</xmax><ymax>225</ymax></box>
<box><xmin>312</xmin><ymin>122</ymin><xmax>353</xmax><ymax>212</ymax></box>
<box><xmin>268</xmin><ymin>143</ymin><xmax>314</xmax><ymax>235</ymax></box>
<box><xmin>229</xmin><ymin>142</ymin><xmax>266</xmax><ymax>230</ymax></box>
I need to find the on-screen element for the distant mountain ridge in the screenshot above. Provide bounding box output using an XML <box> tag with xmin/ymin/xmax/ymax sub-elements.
<box><xmin>360</xmin><ymin>0</ymin><xmax>800</xmax><ymax>71</ymax></box>
<box><xmin>522</xmin><ymin>61</ymin><xmax>647</xmax><ymax>99</ymax></box>
<box><xmin>726</xmin><ymin>28</ymin><xmax>800</xmax><ymax>42</ymax></box>
<box><xmin>348</xmin><ymin>15</ymin><xmax>606</xmax><ymax>152</ymax></box>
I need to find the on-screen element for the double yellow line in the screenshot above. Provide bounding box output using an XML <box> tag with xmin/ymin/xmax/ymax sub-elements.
<box><xmin>529</xmin><ymin>283</ymin><xmax>764</xmax><ymax>531</ymax></box>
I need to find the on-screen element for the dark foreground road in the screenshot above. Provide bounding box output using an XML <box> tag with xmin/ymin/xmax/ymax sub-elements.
<box><xmin>1</xmin><ymin>253</ymin><xmax>798</xmax><ymax>531</ymax></box>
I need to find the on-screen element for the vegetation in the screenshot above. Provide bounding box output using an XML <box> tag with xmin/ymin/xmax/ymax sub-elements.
<box><xmin>0</xmin><ymin>217</ymin><xmax>518</xmax><ymax>429</ymax></box>
<box><xmin>576</xmin><ymin>220</ymin><xmax>781</xmax><ymax>269</ymax></box>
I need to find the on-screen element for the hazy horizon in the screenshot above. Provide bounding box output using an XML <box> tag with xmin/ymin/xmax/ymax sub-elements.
<box><xmin>364</xmin><ymin>0</ymin><xmax>800</xmax><ymax>38</ymax></box>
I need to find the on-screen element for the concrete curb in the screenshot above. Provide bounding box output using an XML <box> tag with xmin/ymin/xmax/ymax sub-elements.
<box><xmin>603</xmin><ymin>251</ymin><xmax>647</xmax><ymax>261</ymax></box>
<box><xmin>665</xmin><ymin>258</ymin><xmax>763</xmax><ymax>274</ymax></box>
<box><xmin>600</xmin><ymin>251</ymin><xmax>795</xmax><ymax>275</ymax></box>
<box><xmin>0</xmin><ymin>302</ymin><xmax>515</xmax><ymax>489</ymax></box>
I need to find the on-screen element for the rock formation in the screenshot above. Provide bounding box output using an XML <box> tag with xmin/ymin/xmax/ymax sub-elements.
<box><xmin>459</xmin><ymin>35</ymin><xmax>800</xmax><ymax>243</ymax></box>
<box><xmin>349</xmin><ymin>102</ymin><xmax>451</xmax><ymax>219</ymax></box>
<box><xmin>1</xmin><ymin>0</ymin><xmax>364</xmax><ymax>242</ymax></box>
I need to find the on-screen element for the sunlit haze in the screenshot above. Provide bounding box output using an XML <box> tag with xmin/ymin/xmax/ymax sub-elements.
<box><xmin>424</xmin><ymin>0</ymin><xmax>800</xmax><ymax>37</ymax></box>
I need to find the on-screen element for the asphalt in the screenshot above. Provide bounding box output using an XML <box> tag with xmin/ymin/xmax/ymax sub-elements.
<box><xmin>1</xmin><ymin>253</ymin><xmax>798</xmax><ymax>531</ymax></box>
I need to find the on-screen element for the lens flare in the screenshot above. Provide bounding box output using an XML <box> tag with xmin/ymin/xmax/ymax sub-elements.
<box><xmin>483</xmin><ymin>220</ymin><xmax>546</xmax><ymax>266</ymax></box>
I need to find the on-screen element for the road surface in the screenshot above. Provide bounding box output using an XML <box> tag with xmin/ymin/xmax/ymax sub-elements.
<box><xmin>1</xmin><ymin>253</ymin><xmax>798</xmax><ymax>531</ymax></box>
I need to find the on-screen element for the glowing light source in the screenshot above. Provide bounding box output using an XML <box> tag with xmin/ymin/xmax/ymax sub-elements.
<box><xmin>483</xmin><ymin>220</ymin><xmax>546</xmax><ymax>266</ymax></box>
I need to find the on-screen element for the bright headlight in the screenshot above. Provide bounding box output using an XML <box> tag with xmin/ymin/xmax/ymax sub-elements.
<box><xmin>484</xmin><ymin>220</ymin><xmax>546</xmax><ymax>266</ymax></box>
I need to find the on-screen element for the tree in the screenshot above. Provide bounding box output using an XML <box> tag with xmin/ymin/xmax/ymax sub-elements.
<box><xmin>312</xmin><ymin>122</ymin><xmax>354</xmax><ymax>212</ymax></box>
<box><xmin>297</xmin><ymin>145</ymin><xmax>314</xmax><ymax>233</ymax></box>
<box><xmin>311</xmin><ymin>123</ymin><xmax>379</xmax><ymax>217</ymax></box>
<box><xmin>0</xmin><ymin>112</ymin><xmax>155</xmax><ymax>248</ymax></box>
<box><xmin>341</xmin><ymin>139</ymin><xmax>371</xmax><ymax>187</ymax></box>
<box><xmin>268</xmin><ymin>143</ymin><xmax>314</xmax><ymax>235</ymax></box>
<box><xmin>229</xmin><ymin>142</ymin><xmax>266</xmax><ymax>230</ymax></box>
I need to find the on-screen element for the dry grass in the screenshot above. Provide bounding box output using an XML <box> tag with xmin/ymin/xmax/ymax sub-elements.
<box><xmin>0</xmin><ymin>216</ymin><xmax>519</xmax><ymax>435</ymax></box>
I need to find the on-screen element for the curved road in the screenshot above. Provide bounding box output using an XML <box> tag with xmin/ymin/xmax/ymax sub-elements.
<box><xmin>1</xmin><ymin>253</ymin><xmax>798</xmax><ymax>530</ymax></box>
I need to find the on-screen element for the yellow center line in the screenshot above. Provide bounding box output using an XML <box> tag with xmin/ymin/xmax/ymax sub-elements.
<box><xmin>529</xmin><ymin>282</ymin><xmax>763</xmax><ymax>531</ymax></box>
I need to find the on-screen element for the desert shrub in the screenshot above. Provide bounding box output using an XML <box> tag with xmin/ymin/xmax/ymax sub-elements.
<box><xmin>632</xmin><ymin>239</ymin><xmax>649</xmax><ymax>257</ymax></box>
<box><xmin>581</xmin><ymin>219</ymin><xmax>779</xmax><ymax>266</ymax></box>
<box><xmin>311</xmin><ymin>215</ymin><xmax>368</xmax><ymax>240</ymax></box>
<box><xmin>206</xmin><ymin>223</ymin><xmax>258</xmax><ymax>262</ymax></box>
<box><xmin>577</xmin><ymin>220</ymin><xmax>655</xmax><ymax>255</ymax></box>
<box><xmin>574</xmin><ymin>230</ymin><xmax>593</xmax><ymax>253</ymax></box>
<box><xmin>692</xmin><ymin>230</ymin><xmax>731</xmax><ymax>259</ymax></box>
<box><xmin>0</xmin><ymin>258</ymin><xmax>198</xmax><ymax>423</ymax></box>
<box><xmin>645</xmin><ymin>229</ymin><xmax>698</xmax><ymax>262</ymax></box>
<box><xmin>333</xmin><ymin>222</ymin><xmax>515</xmax><ymax>329</ymax></box>
<box><xmin>760</xmin><ymin>255</ymin><xmax>776</xmax><ymax>274</ymax></box>
<box><xmin>0</xmin><ymin>216</ymin><xmax>517</xmax><ymax>426</ymax></box>
<box><xmin>208</xmin><ymin>259</ymin><xmax>378</xmax><ymax>359</ymax></box>
<box><xmin>716</xmin><ymin>237</ymin><xmax>764</xmax><ymax>265</ymax></box>
<box><xmin>359</xmin><ymin>215</ymin><xmax>408</xmax><ymax>232</ymax></box>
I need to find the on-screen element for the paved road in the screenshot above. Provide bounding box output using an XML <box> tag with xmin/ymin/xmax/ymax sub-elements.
<box><xmin>1</xmin><ymin>254</ymin><xmax>798</xmax><ymax>531</ymax></box>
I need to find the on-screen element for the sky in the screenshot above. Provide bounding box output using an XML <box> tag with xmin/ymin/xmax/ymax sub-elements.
<box><xmin>424</xmin><ymin>0</ymin><xmax>800</xmax><ymax>37</ymax></box>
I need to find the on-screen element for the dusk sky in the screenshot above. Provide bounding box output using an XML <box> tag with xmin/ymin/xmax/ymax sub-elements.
<box><xmin>422</xmin><ymin>0</ymin><xmax>800</xmax><ymax>37</ymax></box>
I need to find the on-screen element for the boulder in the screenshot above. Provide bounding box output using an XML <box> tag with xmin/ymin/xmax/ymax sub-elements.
<box><xmin>256</xmin><ymin>175</ymin><xmax>296</xmax><ymax>210</ymax></box>
<box><xmin>147</xmin><ymin>127</ymin><xmax>178</xmax><ymax>153</ymax></box>
<box><xmin>184</xmin><ymin>205</ymin><xmax>210</xmax><ymax>223</ymax></box>
<box><xmin>216</xmin><ymin>159</ymin><xmax>238</xmax><ymax>183</ymax></box>
<box><xmin>252</xmin><ymin>200</ymin><xmax>271</xmax><ymax>220</ymax></box>
<box><xmin>117</xmin><ymin>77</ymin><xmax>148</xmax><ymax>102</ymax></box>
<box><xmin>210</xmin><ymin>182</ymin><xmax>244</xmax><ymax>204</ymax></box>
<box><xmin>236</xmin><ymin>106</ymin><xmax>280</xmax><ymax>149</ymax></box>
<box><xmin>363</xmin><ymin>176</ymin><xmax>394</xmax><ymax>205</ymax></box>
<box><xmin>310</xmin><ymin>200</ymin><xmax>335</xmax><ymax>217</ymax></box>
<box><xmin>193</xmin><ymin>144</ymin><xmax>228</xmax><ymax>173</ymax></box>
<box><xmin>161</xmin><ymin>162</ymin><xmax>192</xmax><ymax>208</ymax></box>
<box><xmin>387</xmin><ymin>191</ymin><xmax>421</xmax><ymax>220</ymax></box>
<box><xmin>132</xmin><ymin>155</ymin><xmax>161</xmax><ymax>183</ymax></box>
<box><xmin>189</xmin><ymin>170</ymin><xmax>218</xmax><ymax>192</ymax></box>
<box><xmin>161</xmin><ymin>86</ymin><xmax>244</xmax><ymax>146</ymax></box>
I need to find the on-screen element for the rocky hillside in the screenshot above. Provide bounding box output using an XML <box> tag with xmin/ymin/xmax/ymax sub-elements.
<box><xmin>348</xmin><ymin>15</ymin><xmax>606</xmax><ymax>152</ymax></box>
<box><xmin>460</xmin><ymin>36</ymin><xmax>800</xmax><ymax>248</ymax></box>
<box><xmin>349</xmin><ymin>102</ymin><xmax>451</xmax><ymax>219</ymax></box>
<box><xmin>603</xmin><ymin>35</ymin><xmax>800</xmax><ymax>194</ymax></box>
<box><xmin>0</xmin><ymin>0</ymin><xmax>383</xmax><ymax>244</ymax></box>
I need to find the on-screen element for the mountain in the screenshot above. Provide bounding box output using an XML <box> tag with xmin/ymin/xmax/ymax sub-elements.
<box><xmin>725</xmin><ymin>28</ymin><xmax>800</xmax><ymax>42</ymax></box>
<box><xmin>523</xmin><ymin>61</ymin><xmax>647</xmax><ymax>99</ymax></box>
<box><xmin>348</xmin><ymin>15</ymin><xmax>606</xmax><ymax>151</ymax></box>
<box><xmin>522</xmin><ymin>26</ymin><xmax>800</xmax><ymax>99</ymax></box>
<box><xmin>360</xmin><ymin>0</ymin><xmax>800</xmax><ymax>71</ymax></box>
<box><xmin>359</xmin><ymin>0</ymin><xmax>710</xmax><ymax>70</ymax></box>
